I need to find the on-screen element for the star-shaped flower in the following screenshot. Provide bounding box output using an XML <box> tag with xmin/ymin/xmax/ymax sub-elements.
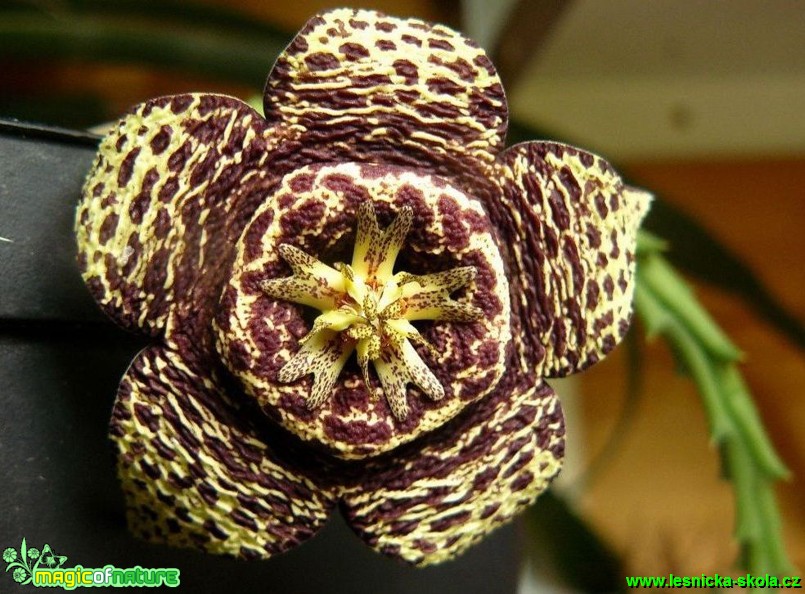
<box><xmin>260</xmin><ymin>201</ymin><xmax>485</xmax><ymax>420</ymax></box>
<box><xmin>75</xmin><ymin>8</ymin><xmax>649</xmax><ymax>565</ymax></box>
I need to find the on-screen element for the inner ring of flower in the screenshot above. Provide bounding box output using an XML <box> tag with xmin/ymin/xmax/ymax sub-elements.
<box><xmin>260</xmin><ymin>201</ymin><xmax>482</xmax><ymax>420</ymax></box>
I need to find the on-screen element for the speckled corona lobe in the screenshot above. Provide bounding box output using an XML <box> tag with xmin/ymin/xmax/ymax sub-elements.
<box><xmin>75</xmin><ymin>7</ymin><xmax>649</xmax><ymax>566</ymax></box>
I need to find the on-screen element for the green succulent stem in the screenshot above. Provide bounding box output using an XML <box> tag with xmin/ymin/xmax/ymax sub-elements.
<box><xmin>635</xmin><ymin>230</ymin><xmax>794</xmax><ymax>578</ymax></box>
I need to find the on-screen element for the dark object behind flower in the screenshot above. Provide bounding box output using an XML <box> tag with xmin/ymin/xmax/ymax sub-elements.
<box><xmin>74</xmin><ymin>8</ymin><xmax>649</xmax><ymax>565</ymax></box>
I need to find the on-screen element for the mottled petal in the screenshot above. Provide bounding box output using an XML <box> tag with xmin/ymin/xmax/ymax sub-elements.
<box><xmin>264</xmin><ymin>8</ymin><xmax>507</xmax><ymax>177</ymax></box>
<box><xmin>76</xmin><ymin>93</ymin><xmax>285</xmax><ymax>341</ymax></box>
<box><xmin>111</xmin><ymin>345</ymin><xmax>337</xmax><ymax>559</ymax></box>
<box><xmin>341</xmin><ymin>377</ymin><xmax>564</xmax><ymax>565</ymax></box>
<box><xmin>495</xmin><ymin>142</ymin><xmax>651</xmax><ymax>376</ymax></box>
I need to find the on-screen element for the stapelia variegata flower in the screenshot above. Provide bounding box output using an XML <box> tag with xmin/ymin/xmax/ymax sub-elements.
<box><xmin>75</xmin><ymin>8</ymin><xmax>650</xmax><ymax>565</ymax></box>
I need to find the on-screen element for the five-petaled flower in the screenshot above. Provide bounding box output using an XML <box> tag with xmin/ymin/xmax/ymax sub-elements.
<box><xmin>76</xmin><ymin>8</ymin><xmax>649</xmax><ymax>565</ymax></box>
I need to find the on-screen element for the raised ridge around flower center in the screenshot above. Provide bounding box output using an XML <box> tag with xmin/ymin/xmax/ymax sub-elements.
<box><xmin>260</xmin><ymin>201</ymin><xmax>482</xmax><ymax>420</ymax></box>
<box><xmin>216</xmin><ymin>161</ymin><xmax>511</xmax><ymax>458</ymax></box>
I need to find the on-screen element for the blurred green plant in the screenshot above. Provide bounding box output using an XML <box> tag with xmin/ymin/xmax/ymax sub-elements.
<box><xmin>1</xmin><ymin>0</ymin><xmax>799</xmax><ymax>587</ymax></box>
<box><xmin>636</xmin><ymin>233</ymin><xmax>794</xmax><ymax>578</ymax></box>
<box><xmin>0</xmin><ymin>0</ymin><xmax>282</xmax><ymax>86</ymax></box>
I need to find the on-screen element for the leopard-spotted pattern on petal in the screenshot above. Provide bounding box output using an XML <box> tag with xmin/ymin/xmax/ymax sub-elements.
<box><xmin>341</xmin><ymin>376</ymin><xmax>564</xmax><ymax>566</ymax></box>
<box><xmin>215</xmin><ymin>162</ymin><xmax>511</xmax><ymax>459</ymax></box>
<box><xmin>76</xmin><ymin>94</ymin><xmax>290</xmax><ymax>341</ymax></box>
<box><xmin>264</xmin><ymin>8</ymin><xmax>507</xmax><ymax>179</ymax></box>
<box><xmin>74</xmin><ymin>7</ymin><xmax>652</xmax><ymax>568</ymax></box>
<box><xmin>494</xmin><ymin>142</ymin><xmax>651</xmax><ymax>376</ymax></box>
<box><xmin>111</xmin><ymin>345</ymin><xmax>338</xmax><ymax>559</ymax></box>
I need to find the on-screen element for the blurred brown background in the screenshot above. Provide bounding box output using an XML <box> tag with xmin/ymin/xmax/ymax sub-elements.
<box><xmin>2</xmin><ymin>0</ymin><xmax>803</xmax><ymax>583</ymax></box>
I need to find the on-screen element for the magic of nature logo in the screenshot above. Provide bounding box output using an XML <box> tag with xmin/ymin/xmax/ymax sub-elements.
<box><xmin>3</xmin><ymin>538</ymin><xmax>180</xmax><ymax>589</ymax></box>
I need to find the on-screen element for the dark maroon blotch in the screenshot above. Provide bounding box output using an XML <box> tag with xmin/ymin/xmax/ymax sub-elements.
<box><xmin>348</xmin><ymin>18</ymin><xmax>369</xmax><ymax>30</ymax></box>
<box><xmin>375</xmin><ymin>21</ymin><xmax>396</xmax><ymax>32</ymax></box>
<box><xmin>375</xmin><ymin>39</ymin><xmax>396</xmax><ymax>51</ymax></box>
<box><xmin>339</xmin><ymin>42</ymin><xmax>369</xmax><ymax>61</ymax></box>
<box><xmin>426</xmin><ymin>76</ymin><xmax>464</xmax><ymax>96</ymax></box>
<box><xmin>305</xmin><ymin>52</ymin><xmax>340</xmax><ymax>71</ymax></box>
<box><xmin>117</xmin><ymin>147</ymin><xmax>141</xmax><ymax>188</ymax></box>
<box><xmin>202</xmin><ymin>519</ymin><xmax>228</xmax><ymax>540</ymax></box>
<box><xmin>428</xmin><ymin>38</ymin><xmax>455</xmax><ymax>51</ymax></box>
<box><xmin>392</xmin><ymin>59</ymin><xmax>419</xmax><ymax>85</ymax></box>
<box><xmin>401</xmin><ymin>34</ymin><xmax>422</xmax><ymax>47</ymax></box>
<box><xmin>98</xmin><ymin>213</ymin><xmax>119</xmax><ymax>245</ymax></box>
<box><xmin>169</xmin><ymin>95</ymin><xmax>194</xmax><ymax>114</ymax></box>
<box><xmin>139</xmin><ymin>459</ymin><xmax>162</xmax><ymax>480</ymax></box>
<box><xmin>150</xmin><ymin>125</ymin><xmax>172</xmax><ymax>155</ymax></box>
<box><xmin>289</xmin><ymin>173</ymin><xmax>316</xmax><ymax>194</ymax></box>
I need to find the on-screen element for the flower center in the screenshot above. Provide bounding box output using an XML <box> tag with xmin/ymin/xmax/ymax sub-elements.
<box><xmin>260</xmin><ymin>201</ymin><xmax>482</xmax><ymax>420</ymax></box>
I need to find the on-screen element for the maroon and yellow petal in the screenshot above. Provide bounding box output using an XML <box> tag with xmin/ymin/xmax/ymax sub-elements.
<box><xmin>215</xmin><ymin>162</ymin><xmax>511</xmax><ymax>459</ymax></box>
<box><xmin>75</xmin><ymin>93</ymin><xmax>289</xmax><ymax>341</ymax></box>
<box><xmin>111</xmin><ymin>345</ymin><xmax>337</xmax><ymax>559</ymax></box>
<box><xmin>263</xmin><ymin>8</ymin><xmax>507</xmax><ymax>178</ymax></box>
<box><xmin>340</xmin><ymin>376</ymin><xmax>564</xmax><ymax>566</ymax></box>
<box><xmin>494</xmin><ymin>142</ymin><xmax>651</xmax><ymax>376</ymax></box>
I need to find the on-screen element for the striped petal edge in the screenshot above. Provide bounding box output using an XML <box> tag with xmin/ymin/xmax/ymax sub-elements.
<box><xmin>110</xmin><ymin>345</ymin><xmax>338</xmax><ymax>559</ymax></box>
<box><xmin>340</xmin><ymin>375</ymin><xmax>564</xmax><ymax>566</ymax></box>
<box><xmin>76</xmin><ymin>93</ymin><xmax>287</xmax><ymax>342</ymax></box>
<box><xmin>264</xmin><ymin>8</ymin><xmax>507</xmax><ymax>179</ymax></box>
<box><xmin>494</xmin><ymin>141</ymin><xmax>651</xmax><ymax>376</ymax></box>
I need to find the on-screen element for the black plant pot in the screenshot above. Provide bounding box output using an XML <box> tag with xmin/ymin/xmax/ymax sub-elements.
<box><xmin>0</xmin><ymin>121</ymin><xmax>524</xmax><ymax>594</ymax></box>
